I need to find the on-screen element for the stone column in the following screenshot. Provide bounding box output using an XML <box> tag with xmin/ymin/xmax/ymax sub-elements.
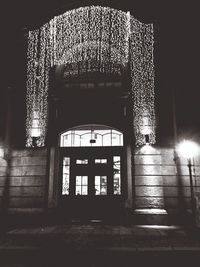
<box><xmin>125</xmin><ymin>144</ymin><xmax>133</xmax><ymax>208</ymax></box>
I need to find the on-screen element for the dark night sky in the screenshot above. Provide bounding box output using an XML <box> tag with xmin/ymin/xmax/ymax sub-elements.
<box><xmin>1</xmin><ymin>0</ymin><xmax>200</xmax><ymax>144</ymax></box>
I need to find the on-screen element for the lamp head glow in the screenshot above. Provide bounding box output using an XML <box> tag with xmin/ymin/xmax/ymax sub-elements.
<box><xmin>177</xmin><ymin>140</ymin><xmax>200</xmax><ymax>159</ymax></box>
<box><xmin>0</xmin><ymin>147</ymin><xmax>4</xmax><ymax>158</ymax></box>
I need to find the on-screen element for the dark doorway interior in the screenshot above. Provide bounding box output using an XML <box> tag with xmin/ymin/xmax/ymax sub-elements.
<box><xmin>58</xmin><ymin>147</ymin><xmax>125</xmax><ymax>221</ymax></box>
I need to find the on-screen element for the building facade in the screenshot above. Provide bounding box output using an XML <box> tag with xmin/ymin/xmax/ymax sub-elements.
<box><xmin>0</xmin><ymin>5</ymin><xmax>200</xmax><ymax>225</ymax></box>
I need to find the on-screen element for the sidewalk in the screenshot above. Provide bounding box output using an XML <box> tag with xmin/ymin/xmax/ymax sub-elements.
<box><xmin>1</xmin><ymin>223</ymin><xmax>200</xmax><ymax>266</ymax></box>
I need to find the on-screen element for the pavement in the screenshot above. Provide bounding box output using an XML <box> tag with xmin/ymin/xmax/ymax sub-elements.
<box><xmin>1</xmin><ymin>223</ymin><xmax>200</xmax><ymax>266</ymax></box>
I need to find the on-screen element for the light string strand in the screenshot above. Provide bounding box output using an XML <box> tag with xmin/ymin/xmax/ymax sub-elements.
<box><xmin>130</xmin><ymin>18</ymin><xmax>155</xmax><ymax>146</ymax></box>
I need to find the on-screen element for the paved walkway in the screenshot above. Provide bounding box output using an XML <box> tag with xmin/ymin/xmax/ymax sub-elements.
<box><xmin>1</xmin><ymin>224</ymin><xmax>200</xmax><ymax>250</ymax></box>
<box><xmin>1</xmin><ymin>224</ymin><xmax>200</xmax><ymax>266</ymax></box>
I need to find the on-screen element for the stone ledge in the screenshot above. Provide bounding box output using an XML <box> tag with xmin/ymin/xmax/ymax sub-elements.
<box><xmin>133</xmin><ymin>209</ymin><xmax>168</xmax><ymax>215</ymax></box>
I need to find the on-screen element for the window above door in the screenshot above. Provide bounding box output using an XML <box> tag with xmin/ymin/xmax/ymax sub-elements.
<box><xmin>60</xmin><ymin>125</ymin><xmax>123</xmax><ymax>147</ymax></box>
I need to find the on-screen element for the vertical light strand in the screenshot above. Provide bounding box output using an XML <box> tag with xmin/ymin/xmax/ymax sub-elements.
<box><xmin>26</xmin><ymin>29</ymin><xmax>39</xmax><ymax>147</ymax></box>
<box><xmin>130</xmin><ymin>16</ymin><xmax>155</xmax><ymax>146</ymax></box>
<box><xmin>37</xmin><ymin>22</ymin><xmax>52</xmax><ymax>146</ymax></box>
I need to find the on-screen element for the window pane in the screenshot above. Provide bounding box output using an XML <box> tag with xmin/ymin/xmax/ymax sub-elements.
<box><xmin>62</xmin><ymin>174</ymin><xmax>69</xmax><ymax>195</ymax></box>
<box><xmin>113</xmin><ymin>156</ymin><xmax>121</xmax><ymax>195</ymax></box>
<box><xmin>63</xmin><ymin>165</ymin><xmax>70</xmax><ymax>173</ymax></box>
<box><xmin>76</xmin><ymin>159</ymin><xmax>88</xmax><ymax>164</ymax></box>
<box><xmin>63</xmin><ymin>134</ymin><xmax>71</xmax><ymax>147</ymax></box>
<box><xmin>82</xmin><ymin>176</ymin><xmax>88</xmax><ymax>185</ymax></box>
<box><xmin>113</xmin><ymin>156</ymin><xmax>120</xmax><ymax>163</ymax></box>
<box><xmin>101</xmin><ymin>185</ymin><xmax>107</xmax><ymax>195</ymax></box>
<box><xmin>95</xmin><ymin>176</ymin><xmax>107</xmax><ymax>195</ymax></box>
<box><xmin>62</xmin><ymin>157</ymin><xmax>70</xmax><ymax>195</ymax></box>
<box><xmin>91</xmin><ymin>133</ymin><xmax>102</xmax><ymax>146</ymax></box>
<box><xmin>71</xmin><ymin>133</ymin><xmax>80</xmax><ymax>146</ymax></box>
<box><xmin>76</xmin><ymin>185</ymin><xmax>81</xmax><ymax>195</ymax></box>
<box><xmin>101</xmin><ymin>176</ymin><xmax>107</xmax><ymax>185</ymax></box>
<box><xmin>95</xmin><ymin>176</ymin><xmax>100</xmax><ymax>186</ymax></box>
<box><xmin>80</xmin><ymin>132</ymin><xmax>91</xmax><ymax>146</ymax></box>
<box><xmin>76</xmin><ymin>176</ymin><xmax>81</xmax><ymax>185</ymax></box>
<box><xmin>95</xmin><ymin>186</ymin><xmax>100</xmax><ymax>195</ymax></box>
<box><xmin>103</xmin><ymin>133</ymin><xmax>111</xmax><ymax>146</ymax></box>
<box><xmin>76</xmin><ymin>176</ymin><xmax>88</xmax><ymax>195</ymax></box>
<box><xmin>101</xmin><ymin>176</ymin><xmax>107</xmax><ymax>195</ymax></box>
<box><xmin>63</xmin><ymin>157</ymin><xmax>70</xmax><ymax>166</ymax></box>
<box><xmin>95</xmin><ymin>129</ymin><xmax>111</xmax><ymax>135</ymax></box>
<box><xmin>112</xmin><ymin>133</ymin><xmax>121</xmax><ymax>146</ymax></box>
<box><xmin>95</xmin><ymin>159</ymin><xmax>107</xmax><ymax>164</ymax></box>
<box><xmin>82</xmin><ymin>186</ymin><xmax>88</xmax><ymax>195</ymax></box>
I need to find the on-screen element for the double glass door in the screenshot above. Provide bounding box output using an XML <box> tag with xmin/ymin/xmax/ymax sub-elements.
<box><xmin>59</xmin><ymin>147</ymin><xmax>124</xmax><ymax>219</ymax></box>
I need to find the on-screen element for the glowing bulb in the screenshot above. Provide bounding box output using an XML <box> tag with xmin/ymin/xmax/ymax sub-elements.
<box><xmin>177</xmin><ymin>140</ymin><xmax>200</xmax><ymax>159</ymax></box>
<box><xmin>0</xmin><ymin>148</ymin><xmax>4</xmax><ymax>158</ymax></box>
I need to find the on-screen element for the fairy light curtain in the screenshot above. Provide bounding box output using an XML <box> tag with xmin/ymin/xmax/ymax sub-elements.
<box><xmin>26</xmin><ymin>6</ymin><xmax>155</xmax><ymax>147</ymax></box>
<box><xmin>130</xmin><ymin>18</ymin><xmax>155</xmax><ymax>146</ymax></box>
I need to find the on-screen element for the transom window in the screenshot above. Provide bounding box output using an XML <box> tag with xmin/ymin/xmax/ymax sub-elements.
<box><xmin>95</xmin><ymin>159</ymin><xmax>107</xmax><ymax>164</ymax></box>
<box><xmin>76</xmin><ymin>159</ymin><xmax>88</xmax><ymax>164</ymax></box>
<box><xmin>60</xmin><ymin>125</ymin><xmax>123</xmax><ymax>147</ymax></box>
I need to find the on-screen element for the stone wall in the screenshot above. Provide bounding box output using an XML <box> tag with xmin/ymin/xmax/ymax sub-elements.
<box><xmin>1</xmin><ymin>144</ymin><xmax>200</xmax><ymax>225</ymax></box>
<box><xmin>133</xmin><ymin>145</ymin><xmax>200</xmax><ymax>223</ymax></box>
<box><xmin>0</xmin><ymin>148</ymin><xmax>47</xmax><ymax>214</ymax></box>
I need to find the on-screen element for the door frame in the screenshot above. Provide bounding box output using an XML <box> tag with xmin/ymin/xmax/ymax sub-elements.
<box><xmin>58</xmin><ymin>146</ymin><xmax>126</xmax><ymax>197</ymax></box>
<box><xmin>57</xmin><ymin>146</ymin><xmax>126</xmax><ymax>217</ymax></box>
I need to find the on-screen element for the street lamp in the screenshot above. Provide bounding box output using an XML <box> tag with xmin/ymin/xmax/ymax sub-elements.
<box><xmin>177</xmin><ymin>140</ymin><xmax>200</xmax><ymax>223</ymax></box>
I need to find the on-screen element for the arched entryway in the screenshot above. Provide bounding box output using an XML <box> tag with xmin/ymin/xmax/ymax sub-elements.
<box><xmin>58</xmin><ymin>124</ymin><xmax>126</xmax><ymax>221</ymax></box>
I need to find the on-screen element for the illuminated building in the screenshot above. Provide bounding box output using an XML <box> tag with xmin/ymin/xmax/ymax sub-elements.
<box><xmin>0</xmin><ymin>2</ymin><xmax>199</xmax><ymax>225</ymax></box>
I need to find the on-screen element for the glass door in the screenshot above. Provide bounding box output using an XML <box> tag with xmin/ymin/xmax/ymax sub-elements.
<box><xmin>59</xmin><ymin>147</ymin><xmax>124</xmax><ymax>219</ymax></box>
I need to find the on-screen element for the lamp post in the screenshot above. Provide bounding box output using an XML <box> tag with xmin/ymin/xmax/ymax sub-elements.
<box><xmin>188</xmin><ymin>157</ymin><xmax>195</xmax><ymax>220</ymax></box>
<box><xmin>177</xmin><ymin>140</ymin><xmax>200</xmax><ymax>224</ymax></box>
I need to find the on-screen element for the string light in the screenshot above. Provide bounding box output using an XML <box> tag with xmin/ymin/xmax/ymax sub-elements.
<box><xmin>130</xmin><ymin>18</ymin><xmax>156</xmax><ymax>146</ymax></box>
<box><xmin>26</xmin><ymin>29</ymin><xmax>39</xmax><ymax>147</ymax></box>
<box><xmin>26</xmin><ymin>6</ymin><xmax>156</xmax><ymax>147</ymax></box>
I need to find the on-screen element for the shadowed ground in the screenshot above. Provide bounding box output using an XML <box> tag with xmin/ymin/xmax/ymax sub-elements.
<box><xmin>1</xmin><ymin>223</ymin><xmax>200</xmax><ymax>266</ymax></box>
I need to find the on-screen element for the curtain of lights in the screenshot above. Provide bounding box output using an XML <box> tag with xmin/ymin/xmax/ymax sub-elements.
<box><xmin>130</xmin><ymin>18</ymin><xmax>155</xmax><ymax>146</ymax></box>
<box><xmin>26</xmin><ymin>6</ymin><xmax>155</xmax><ymax>147</ymax></box>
